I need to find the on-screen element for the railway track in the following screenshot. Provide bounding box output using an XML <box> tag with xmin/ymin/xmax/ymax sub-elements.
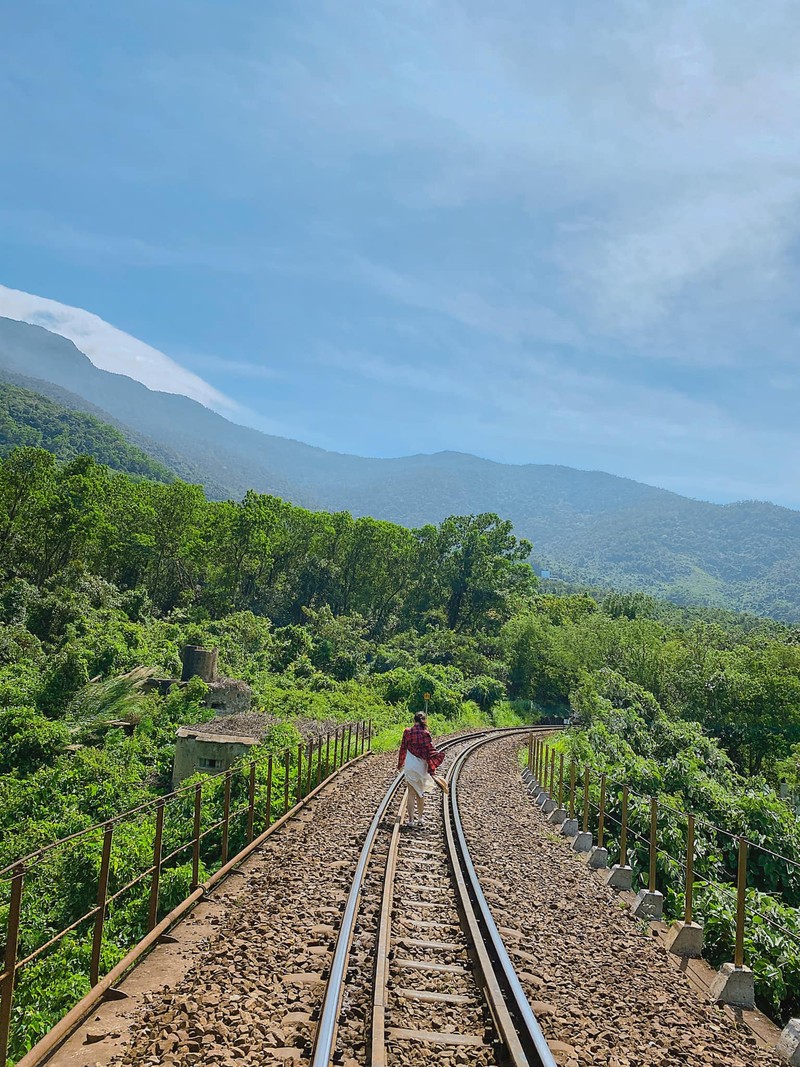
<box><xmin>311</xmin><ymin>728</ymin><xmax>557</xmax><ymax>1067</ymax></box>
<box><xmin>23</xmin><ymin>726</ymin><xmax>556</xmax><ymax>1067</ymax></box>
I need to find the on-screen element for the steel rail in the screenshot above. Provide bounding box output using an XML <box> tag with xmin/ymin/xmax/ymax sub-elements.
<box><xmin>446</xmin><ymin>733</ymin><xmax>558</xmax><ymax>1067</ymax></box>
<box><xmin>370</xmin><ymin>790</ymin><xmax>404</xmax><ymax>1067</ymax></box>
<box><xmin>311</xmin><ymin>729</ymin><xmax>505</xmax><ymax>1067</ymax></box>
<box><xmin>309</xmin><ymin>771</ymin><xmax>404</xmax><ymax>1067</ymax></box>
<box><xmin>311</xmin><ymin>725</ymin><xmax>545</xmax><ymax>1067</ymax></box>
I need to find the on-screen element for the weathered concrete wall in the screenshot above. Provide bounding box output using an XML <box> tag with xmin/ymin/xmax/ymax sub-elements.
<box><xmin>172</xmin><ymin>729</ymin><xmax>256</xmax><ymax>786</ymax></box>
<box><xmin>205</xmin><ymin>679</ymin><xmax>252</xmax><ymax>716</ymax></box>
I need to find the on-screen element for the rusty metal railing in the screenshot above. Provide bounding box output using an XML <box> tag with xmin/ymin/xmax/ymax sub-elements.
<box><xmin>531</xmin><ymin>735</ymin><xmax>800</xmax><ymax>982</ymax></box>
<box><xmin>0</xmin><ymin>720</ymin><xmax>369</xmax><ymax>1067</ymax></box>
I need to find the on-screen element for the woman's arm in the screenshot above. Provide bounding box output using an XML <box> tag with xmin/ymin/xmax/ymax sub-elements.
<box><xmin>397</xmin><ymin>728</ymin><xmax>410</xmax><ymax>769</ymax></box>
<box><xmin>420</xmin><ymin>729</ymin><xmax>444</xmax><ymax>772</ymax></box>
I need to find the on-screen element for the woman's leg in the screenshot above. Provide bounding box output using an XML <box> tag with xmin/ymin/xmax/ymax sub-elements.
<box><xmin>406</xmin><ymin>787</ymin><xmax>420</xmax><ymax>823</ymax></box>
<box><xmin>414</xmin><ymin>789</ymin><xmax>425</xmax><ymax>820</ymax></box>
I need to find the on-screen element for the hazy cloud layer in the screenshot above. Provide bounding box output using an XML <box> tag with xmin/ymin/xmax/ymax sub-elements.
<box><xmin>0</xmin><ymin>286</ymin><xmax>236</xmax><ymax>411</ymax></box>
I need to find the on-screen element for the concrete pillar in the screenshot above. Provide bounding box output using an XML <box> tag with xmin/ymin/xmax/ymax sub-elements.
<box><xmin>664</xmin><ymin>921</ymin><xmax>703</xmax><ymax>958</ymax></box>
<box><xmin>547</xmin><ymin>807</ymin><xmax>567</xmax><ymax>825</ymax></box>
<box><xmin>709</xmin><ymin>962</ymin><xmax>754</xmax><ymax>1010</ymax></box>
<box><xmin>588</xmin><ymin>845</ymin><xmax>609</xmax><ymax>869</ymax></box>
<box><xmin>530</xmin><ymin>783</ymin><xmax>543</xmax><ymax>798</ymax></box>
<box><xmin>541</xmin><ymin>797</ymin><xmax>556</xmax><ymax>815</ymax></box>
<box><xmin>181</xmin><ymin>645</ymin><xmax>219</xmax><ymax>683</ymax></box>
<box><xmin>605</xmin><ymin>864</ymin><xmax>633</xmax><ymax>890</ymax></box>
<box><xmin>560</xmin><ymin>817</ymin><xmax>579</xmax><ymax>837</ymax></box>
<box><xmin>776</xmin><ymin>1018</ymin><xmax>800</xmax><ymax>1064</ymax></box>
<box><xmin>632</xmin><ymin>889</ymin><xmax>664</xmax><ymax>921</ymax></box>
<box><xmin>572</xmin><ymin>831</ymin><xmax>592</xmax><ymax>852</ymax></box>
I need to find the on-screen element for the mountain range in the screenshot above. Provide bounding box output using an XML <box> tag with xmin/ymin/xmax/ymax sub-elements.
<box><xmin>1</xmin><ymin>314</ymin><xmax>799</xmax><ymax>622</ymax></box>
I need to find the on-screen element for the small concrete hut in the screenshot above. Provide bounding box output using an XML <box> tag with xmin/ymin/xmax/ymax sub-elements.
<box><xmin>172</xmin><ymin>713</ymin><xmax>274</xmax><ymax>786</ymax></box>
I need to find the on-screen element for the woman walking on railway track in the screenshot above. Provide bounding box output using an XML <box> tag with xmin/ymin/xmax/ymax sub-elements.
<box><xmin>397</xmin><ymin>710</ymin><xmax>444</xmax><ymax>826</ymax></box>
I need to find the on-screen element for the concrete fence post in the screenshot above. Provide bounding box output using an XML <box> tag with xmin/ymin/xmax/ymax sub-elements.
<box><xmin>709</xmin><ymin>837</ymin><xmax>754</xmax><ymax>1007</ymax></box>
<box><xmin>665</xmin><ymin>811</ymin><xmax>703</xmax><ymax>957</ymax></box>
<box><xmin>561</xmin><ymin>761</ymin><xmax>579</xmax><ymax>836</ymax></box>
<box><xmin>572</xmin><ymin>766</ymin><xmax>592</xmax><ymax>852</ymax></box>
<box><xmin>588</xmin><ymin>774</ymin><xmax>609</xmax><ymax>868</ymax></box>
<box><xmin>632</xmin><ymin>795</ymin><xmax>663</xmax><ymax>920</ymax></box>
<box><xmin>606</xmin><ymin>783</ymin><xmax>633</xmax><ymax>889</ymax></box>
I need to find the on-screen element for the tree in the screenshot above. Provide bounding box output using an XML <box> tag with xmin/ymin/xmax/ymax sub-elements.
<box><xmin>428</xmin><ymin>514</ymin><xmax>535</xmax><ymax>631</ymax></box>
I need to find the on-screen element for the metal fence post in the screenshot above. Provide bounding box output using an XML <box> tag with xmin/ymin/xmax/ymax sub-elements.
<box><xmin>147</xmin><ymin>801</ymin><xmax>165</xmax><ymax>931</ymax></box>
<box><xmin>283</xmin><ymin>748</ymin><xmax>291</xmax><ymax>814</ymax></box>
<box><xmin>735</xmin><ymin>837</ymin><xmax>748</xmax><ymax>968</ymax></box>
<box><xmin>0</xmin><ymin>864</ymin><xmax>24</xmax><ymax>1067</ymax></box>
<box><xmin>648</xmin><ymin>797</ymin><xmax>658</xmax><ymax>893</ymax></box>
<box><xmin>192</xmin><ymin>782</ymin><xmax>202</xmax><ymax>889</ymax></box>
<box><xmin>247</xmin><ymin>761</ymin><xmax>257</xmax><ymax>843</ymax></box>
<box><xmin>569</xmin><ymin>762</ymin><xmax>576</xmax><ymax>819</ymax></box>
<box><xmin>221</xmin><ymin>773</ymin><xmax>232</xmax><ymax>864</ymax></box>
<box><xmin>527</xmin><ymin>733</ymin><xmax>533</xmax><ymax>769</ymax></box>
<box><xmin>549</xmin><ymin>748</ymin><xmax>556</xmax><ymax>794</ymax></box>
<box><xmin>582</xmin><ymin>766</ymin><xmax>590</xmax><ymax>833</ymax></box>
<box><xmin>296</xmin><ymin>743</ymin><xmax>304</xmax><ymax>804</ymax></box>
<box><xmin>90</xmin><ymin>823</ymin><xmax>114</xmax><ymax>985</ymax></box>
<box><xmin>684</xmin><ymin>813</ymin><xmax>695</xmax><ymax>925</ymax></box>
<box><xmin>620</xmin><ymin>785</ymin><xmax>628</xmax><ymax>868</ymax></box>
<box><xmin>317</xmin><ymin>737</ymin><xmax>324</xmax><ymax>787</ymax></box>
<box><xmin>557</xmin><ymin>753</ymin><xmax>564</xmax><ymax>809</ymax></box>
<box><xmin>325</xmin><ymin>731</ymin><xmax>331</xmax><ymax>776</ymax></box>
<box><xmin>265</xmin><ymin>755</ymin><xmax>273</xmax><ymax>830</ymax></box>
<box><xmin>597</xmin><ymin>774</ymin><xmax>606</xmax><ymax>850</ymax></box>
<box><xmin>333</xmin><ymin>728</ymin><xmax>339</xmax><ymax>769</ymax></box>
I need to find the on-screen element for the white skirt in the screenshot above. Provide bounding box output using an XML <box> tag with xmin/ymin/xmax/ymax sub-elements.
<box><xmin>404</xmin><ymin>750</ymin><xmax>434</xmax><ymax>795</ymax></box>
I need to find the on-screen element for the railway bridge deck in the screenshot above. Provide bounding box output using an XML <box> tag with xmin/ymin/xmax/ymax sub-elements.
<box><xmin>19</xmin><ymin>731</ymin><xmax>784</xmax><ymax>1067</ymax></box>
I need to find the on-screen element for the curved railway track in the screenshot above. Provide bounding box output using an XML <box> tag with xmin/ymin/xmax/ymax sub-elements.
<box><xmin>20</xmin><ymin>726</ymin><xmax>557</xmax><ymax>1067</ymax></box>
<box><xmin>311</xmin><ymin>728</ymin><xmax>557</xmax><ymax>1067</ymax></box>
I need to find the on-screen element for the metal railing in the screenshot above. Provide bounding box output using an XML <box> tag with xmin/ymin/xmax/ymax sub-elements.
<box><xmin>0</xmin><ymin>721</ymin><xmax>369</xmax><ymax>1067</ymax></box>
<box><xmin>529</xmin><ymin>735</ymin><xmax>800</xmax><ymax>974</ymax></box>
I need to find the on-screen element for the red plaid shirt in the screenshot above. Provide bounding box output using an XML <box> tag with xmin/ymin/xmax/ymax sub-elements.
<box><xmin>398</xmin><ymin>724</ymin><xmax>444</xmax><ymax>773</ymax></box>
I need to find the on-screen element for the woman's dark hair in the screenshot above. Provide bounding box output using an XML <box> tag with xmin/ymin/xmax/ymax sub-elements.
<box><xmin>413</xmin><ymin>711</ymin><xmax>428</xmax><ymax>727</ymax></box>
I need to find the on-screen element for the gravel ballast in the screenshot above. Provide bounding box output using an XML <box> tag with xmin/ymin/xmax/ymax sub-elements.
<box><xmin>457</xmin><ymin>736</ymin><xmax>783</xmax><ymax>1067</ymax></box>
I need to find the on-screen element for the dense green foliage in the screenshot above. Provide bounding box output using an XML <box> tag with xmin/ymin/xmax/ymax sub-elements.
<box><xmin>551</xmin><ymin>666</ymin><xmax>800</xmax><ymax>1019</ymax></box>
<box><xmin>0</xmin><ymin>380</ymin><xmax>173</xmax><ymax>482</ymax></box>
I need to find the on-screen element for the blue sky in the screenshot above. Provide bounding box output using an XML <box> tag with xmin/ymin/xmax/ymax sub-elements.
<box><xmin>2</xmin><ymin>1</ymin><xmax>800</xmax><ymax>507</ymax></box>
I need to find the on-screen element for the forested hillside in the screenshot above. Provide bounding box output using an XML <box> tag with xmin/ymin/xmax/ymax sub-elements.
<box><xmin>2</xmin><ymin>315</ymin><xmax>800</xmax><ymax>620</ymax></box>
<box><xmin>0</xmin><ymin>380</ymin><xmax>173</xmax><ymax>481</ymax></box>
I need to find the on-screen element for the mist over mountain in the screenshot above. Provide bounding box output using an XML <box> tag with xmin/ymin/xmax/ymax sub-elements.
<box><xmin>2</xmin><ymin>314</ymin><xmax>799</xmax><ymax>621</ymax></box>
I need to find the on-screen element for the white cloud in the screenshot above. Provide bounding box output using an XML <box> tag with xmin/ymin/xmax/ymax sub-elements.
<box><xmin>350</xmin><ymin>257</ymin><xmax>582</xmax><ymax>347</ymax></box>
<box><xmin>0</xmin><ymin>284</ymin><xmax>237</xmax><ymax>411</ymax></box>
<box><xmin>217</xmin><ymin>1</ymin><xmax>800</xmax><ymax>357</ymax></box>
